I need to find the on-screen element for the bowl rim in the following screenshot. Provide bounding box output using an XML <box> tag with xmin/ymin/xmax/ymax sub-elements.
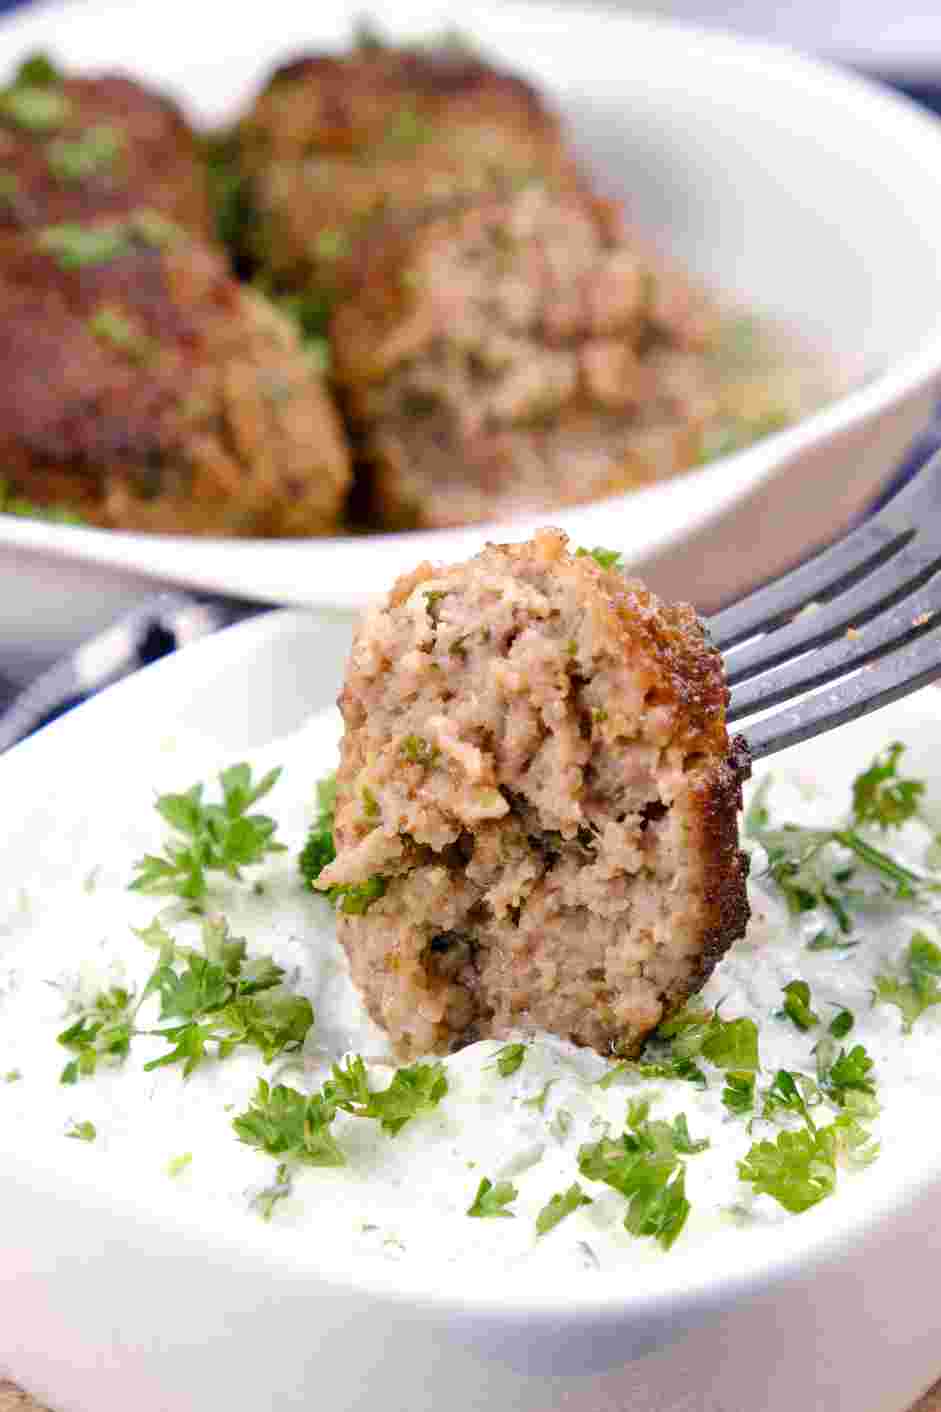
<box><xmin>0</xmin><ymin>0</ymin><xmax>941</xmax><ymax>609</ymax></box>
<box><xmin>2</xmin><ymin>605</ymin><xmax>940</xmax><ymax>1330</ymax></box>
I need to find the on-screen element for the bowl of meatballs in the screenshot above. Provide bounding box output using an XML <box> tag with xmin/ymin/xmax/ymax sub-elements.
<box><xmin>3</xmin><ymin>0</ymin><xmax>941</xmax><ymax>674</ymax></box>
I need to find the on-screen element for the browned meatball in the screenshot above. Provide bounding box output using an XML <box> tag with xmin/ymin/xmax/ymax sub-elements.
<box><xmin>317</xmin><ymin>530</ymin><xmax>750</xmax><ymax>1061</ymax></box>
<box><xmin>0</xmin><ymin>55</ymin><xmax>212</xmax><ymax>243</ymax></box>
<box><xmin>330</xmin><ymin>184</ymin><xmax>736</xmax><ymax>530</ymax></box>
<box><xmin>237</xmin><ymin>41</ymin><xmax>581</xmax><ymax>305</ymax></box>
<box><xmin>0</xmin><ymin>213</ymin><xmax>351</xmax><ymax>535</ymax></box>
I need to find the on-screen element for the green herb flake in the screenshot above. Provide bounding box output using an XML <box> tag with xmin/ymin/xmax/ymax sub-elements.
<box><xmin>0</xmin><ymin>83</ymin><xmax>70</xmax><ymax>132</ymax></box>
<box><xmin>298</xmin><ymin>771</ymin><xmax>337</xmax><ymax>889</ymax></box>
<box><xmin>323</xmin><ymin>1054</ymin><xmax>448</xmax><ymax>1135</ymax></box>
<box><xmin>738</xmin><ymin>1113</ymin><xmax>877</xmax><ymax>1214</ymax></box>
<box><xmin>400</xmin><ymin>734</ymin><xmax>439</xmax><ymax>766</ymax></box>
<box><xmin>492</xmin><ymin>1042</ymin><xmax>526</xmax><ymax>1078</ymax></box>
<box><xmin>166</xmin><ymin>1151</ymin><xmax>192</xmax><ymax>1178</ymax></box>
<box><xmin>250</xmin><ymin>1161</ymin><xmax>293</xmax><ymax>1221</ymax></box>
<box><xmin>130</xmin><ymin>762</ymin><xmax>286</xmax><ymax>902</ymax></box>
<box><xmin>66</xmin><ymin>1119</ymin><xmax>96</xmax><ymax>1142</ymax></box>
<box><xmin>38</xmin><ymin>220</ymin><xmax>133</xmax><ymax>270</ymax></box>
<box><xmin>467</xmin><ymin>1176</ymin><xmax>518</xmax><ymax>1219</ymax></box>
<box><xmin>314</xmin><ymin>226</ymin><xmax>351</xmax><ymax>262</ymax></box>
<box><xmin>874</xmin><ymin>931</ymin><xmax>941</xmax><ymax>1032</ymax></box>
<box><xmin>0</xmin><ymin>475</ymin><xmax>84</xmax><ymax>523</ymax></box>
<box><xmin>575</xmin><ymin>546</ymin><xmax>623</xmax><ymax>571</ymax></box>
<box><xmin>15</xmin><ymin>53</ymin><xmax>60</xmax><ymax>87</ymax></box>
<box><xmin>233</xmin><ymin>1078</ymin><xmax>345</xmax><ymax>1167</ymax></box>
<box><xmin>721</xmin><ymin>1072</ymin><xmax>755</xmax><ymax>1116</ymax></box>
<box><xmin>829</xmin><ymin>1008</ymin><xmax>854</xmax><ymax>1040</ymax></box>
<box><xmin>88</xmin><ymin>305</ymin><xmax>154</xmax><ymax>363</ymax></box>
<box><xmin>47</xmin><ymin>123</ymin><xmax>123</xmax><ymax>183</ymax></box>
<box><xmin>522</xmin><ymin>1079</ymin><xmax>555</xmax><ymax>1113</ymax></box>
<box><xmin>535</xmin><ymin>1183</ymin><xmax>592</xmax><ymax>1237</ymax></box>
<box><xmin>3</xmin><ymin>1069</ymin><xmax>22</xmax><ymax>1083</ymax></box>
<box><xmin>779</xmin><ymin>979</ymin><xmax>820</xmax><ymax>1032</ymax></box>
<box><xmin>851</xmin><ymin>741</ymin><xmax>924</xmax><ymax>830</ymax></box>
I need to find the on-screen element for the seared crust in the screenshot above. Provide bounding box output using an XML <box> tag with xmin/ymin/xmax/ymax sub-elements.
<box><xmin>0</xmin><ymin>71</ymin><xmax>212</xmax><ymax>243</ymax></box>
<box><xmin>238</xmin><ymin>44</ymin><xmax>581</xmax><ymax>295</ymax></box>
<box><xmin>0</xmin><ymin>217</ymin><xmax>351</xmax><ymax>535</ymax></box>
<box><xmin>330</xmin><ymin>184</ymin><xmax>734</xmax><ymax>530</ymax></box>
<box><xmin>318</xmin><ymin>529</ymin><xmax>750</xmax><ymax>1059</ymax></box>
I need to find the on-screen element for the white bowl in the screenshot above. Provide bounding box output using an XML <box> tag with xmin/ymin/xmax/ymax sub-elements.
<box><xmin>3</xmin><ymin>607</ymin><xmax>941</xmax><ymax>1412</ymax></box>
<box><xmin>3</xmin><ymin>0</ymin><xmax>941</xmax><ymax>682</ymax></box>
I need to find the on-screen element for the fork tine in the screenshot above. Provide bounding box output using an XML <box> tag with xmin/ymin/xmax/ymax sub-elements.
<box><xmin>723</xmin><ymin>528</ymin><xmax>941</xmax><ymax>686</ymax></box>
<box><xmin>742</xmin><ymin>620</ymin><xmax>941</xmax><ymax>759</ymax></box>
<box><xmin>727</xmin><ymin>575</ymin><xmax>941</xmax><ymax>722</ymax></box>
<box><xmin>706</xmin><ymin>517</ymin><xmax>912</xmax><ymax>652</ymax></box>
<box><xmin>707</xmin><ymin>444</ymin><xmax>941</xmax><ymax>653</ymax></box>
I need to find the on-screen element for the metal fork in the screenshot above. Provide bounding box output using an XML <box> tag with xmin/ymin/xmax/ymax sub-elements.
<box><xmin>707</xmin><ymin>447</ymin><xmax>941</xmax><ymax>759</ymax></box>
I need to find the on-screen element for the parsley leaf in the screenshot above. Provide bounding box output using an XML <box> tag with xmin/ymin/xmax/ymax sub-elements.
<box><xmin>578</xmin><ymin>1099</ymin><xmax>707</xmax><ymax>1251</ymax></box>
<box><xmin>233</xmin><ymin>1079</ymin><xmax>345</xmax><ymax>1167</ymax></box>
<box><xmin>467</xmin><ymin>1177</ymin><xmax>518</xmax><ymax>1218</ymax></box>
<box><xmin>130</xmin><ymin>763</ymin><xmax>285</xmax><ymax>902</ymax></box>
<box><xmin>492</xmin><ymin>1042</ymin><xmax>526</xmax><ymax>1077</ymax></box>
<box><xmin>323</xmin><ymin>1055</ymin><xmax>448</xmax><ymax>1135</ymax></box>
<box><xmin>47</xmin><ymin>124</ymin><xmax>123</xmax><ymax>183</ymax></box>
<box><xmin>575</xmin><ymin>546</ymin><xmax>623</xmax><ymax>571</ymax></box>
<box><xmin>58</xmin><ymin>985</ymin><xmax>135</xmax><ymax>1084</ymax></box>
<box><xmin>874</xmin><ymin>932</ymin><xmax>941</xmax><ymax>1032</ymax></box>
<box><xmin>779</xmin><ymin>979</ymin><xmax>819</xmax><ymax>1032</ymax></box>
<box><xmin>739</xmin><ymin>1114</ymin><xmax>878</xmax><ymax>1214</ymax></box>
<box><xmin>535</xmin><ymin>1183</ymin><xmax>592</xmax><ymax>1236</ymax></box>
<box><xmin>722</xmin><ymin>1072</ymin><xmax>756</xmax><ymax>1116</ymax></box>
<box><xmin>65</xmin><ymin>1119</ymin><xmax>97</xmax><ymax>1142</ymax></box>
<box><xmin>249</xmin><ymin>1161</ymin><xmax>293</xmax><ymax>1221</ymax></box>
<box><xmin>298</xmin><ymin>772</ymin><xmax>387</xmax><ymax>915</ymax></box>
<box><xmin>821</xmin><ymin>1044</ymin><xmax>877</xmax><ymax>1111</ymax></box>
<box><xmin>852</xmin><ymin>742</ymin><xmax>924</xmax><ymax>830</ymax></box>
<box><xmin>761</xmin><ymin>1068</ymin><xmax>821</xmax><ymax>1130</ymax></box>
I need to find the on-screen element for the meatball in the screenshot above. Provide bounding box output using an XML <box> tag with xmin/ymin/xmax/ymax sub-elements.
<box><xmin>330</xmin><ymin>184</ymin><xmax>723</xmax><ymax>530</ymax></box>
<box><xmin>237</xmin><ymin>41</ymin><xmax>580</xmax><ymax>306</ymax></box>
<box><xmin>317</xmin><ymin>530</ymin><xmax>750</xmax><ymax>1060</ymax></box>
<box><xmin>0</xmin><ymin>55</ymin><xmax>212</xmax><ymax>243</ymax></box>
<box><xmin>0</xmin><ymin>213</ymin><xmax>350</xmax><ymax>535</ymax></box>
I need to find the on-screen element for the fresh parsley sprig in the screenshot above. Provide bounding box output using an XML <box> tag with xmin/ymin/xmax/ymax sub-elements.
<box><xmin>323</xmin><ymin>1054</ymin><xmax>448</xmax><ymax>1135</ymax></box>
<box><xmin>130</xmin><ymin>763</ymin><xmax>286</xmax><ymax>903</ymax></box>
<box><xmin>58</xmin><ymin>915</ymin><xmax>312</xmax><ymax>1083</ymax></box>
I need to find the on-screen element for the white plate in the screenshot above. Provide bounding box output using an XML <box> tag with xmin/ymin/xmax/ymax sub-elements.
<box><xmin>3</xmin><ymin>0</ymin><xmax>941</xmax><ymax>677</ymax></box>
<box><xmin>3</xmin><ymin>607</ymin><xmax>941</xmax><ymax>1412</ymax></box>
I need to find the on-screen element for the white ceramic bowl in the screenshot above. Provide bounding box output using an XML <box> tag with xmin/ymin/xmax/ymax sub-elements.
<box><xmin>3</xmin><ymin>0</ymin><xmax>941</xmax><ymax>680</ymax></box>
<box><xmin>3</xmin><ymin>608</ymin><xmax>941</xmax><ymax>1412</ymax></box>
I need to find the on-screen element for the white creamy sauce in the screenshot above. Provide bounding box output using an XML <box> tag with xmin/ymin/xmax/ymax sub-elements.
<box><xmin>1</xmin><ymin>711</ymin><xmax>940</xmax><ymax>1280</ymax></box>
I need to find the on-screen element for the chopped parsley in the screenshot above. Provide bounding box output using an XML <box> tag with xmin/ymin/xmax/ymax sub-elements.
<box><xmin>829</xmin><ymin>1008</ymin><xmax>854</xmax><ymax>1040</ymax></box>
<box><xmin>602</xmin><ymin>1004</ymin><xmax>760</xmax><ymax>1095</ymax></box>
<box><xmin>298</xmin><ymin>771</ymin><xmax>386</xmax><ymax>915</ymax></box>
<box><xmin>323</xmin><ymin>1054</ymin><xmax>448</xmax><ymax>1135</ymax></box>
<box><xmin>88</xmin><ymin>305</ymin><xmax>154</xmax><ymax>363</ymax></box>
<box><xmin>250</xmin><ymin>1161</ymin><xmax>293</xmax><ymax>1221</ymax></box>
<box><xmin>234</xmin><ymin>1079</ymin><xmax>345</xmax><ymax>1167</ymax></box>
<box><xmin>166</xmin><ymin>1151</ymin><xmax>192</xmax><ymax>1178</ymax></box>
<box><xmin>0</xmin><ymin>476</ymin><xmax>84</xmax><ymax>523</ymax></box>
<box><xmin>851</xmin><ymin>742</ymin><xmax>924</xmax><ymax>831</ymax></box>
<box><xmin>47</xmin><ymin>123</ymin><xmax>123</xmax><ymax>183</ymax></box>
<box><xmin>721</xmin><ymin>1072</ymin><xmax>756</xmax><ymax>1116</ymax></box>
<box><xmin>492</xmin><ymin>1042</ymin><xmax>526</xmax><ymax>1078</ymax></box>
<box><xmin>0</xmin><ymin>82</ymin><xmax>70</xmax><ymax>132</ymax></box>
<box><xmin>779</xmin><ymin>979</ymin><xmax>819</xmax><ymax>1032</ymax></box>
<box><xmin>400</xmin><ymin>734</ymin><xmax>439</xmax><ymax>766</ymax></box>
<box><xmin>578</xmin><ymin>1098</ymin><xmax>708</xmax><ymax>1250</ymax></box>
<box><xmin>874</xmin><ymin>932</ymin><xmax>941</xmax><ymax>1032</ymax></box>
<box><xmin>575</xmin><ymin>546</ymin><xmax>623</xmax><ymax>571</ymax></box>
<box><xmin>130</xmin><ymin>762</ymin><xmax>286</xmax><ymax>902</ymax></box>
<box><xmin>3</xmin><ymin>1069</ymin><xmax>21</xmax><ymax>1083</ymax></box>
<box><xmin>38</xmin><ymin>210</ymin><xmax>181</xmax><ymax>270</ymax></box>
<box><xmin>535</xmin><ymin>1183</ymin><xmax>592</xmax><ymax>1236</ymax></box>
<box><xmin>746</xmin><ymin>750</ymin><xmax>937</xmax><ymax>937</ymax></box>
<box><xmin>467</xmin><ymin>1177</ymin><xmax>518</xmax><ymax>1219</ymax></box>
<box><xmin>738</xmin><ymin>1114</ymin><xmax>878</xmax><ymax>1214</ymax></box>
<box><xmin>59</xmin><ymin>914</ymin><xmax>312</xmax><ymax>1082</ymax></box>
<box><xmin>65</xmin><ymin>1120</ymin><xmax>96</xmax><ymax>1142</ymax></box>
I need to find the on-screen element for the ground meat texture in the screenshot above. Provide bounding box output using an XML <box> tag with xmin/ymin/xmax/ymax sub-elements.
<box><xmin>237</xmin><ymin>43</ymin><xmax>580</xmax><ymax>302</ymax></box>
<box><xmin>0</xmin><ymin>216</ymin><xmax>350</xmax><ymax>534</ymax></box>
<box><xmin>317</xmin><ymin>530</ymin><xmax>750</xmax><ymax>1061</ymax></box>
<box><xmin>0</xmin><ymin>62</ymin><xmax>212</xmax><ymax>243</ymax></box>
<box><xmin>330</xmin><ymin>184</ymin><xmax>728</xmax><ymax>530</ymax></box>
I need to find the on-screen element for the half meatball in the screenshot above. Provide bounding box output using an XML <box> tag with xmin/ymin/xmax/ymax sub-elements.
<box><xmin>317</xmin><ymin>529</ymin><xmax>750</xmax><ymax>1060</ymax></box>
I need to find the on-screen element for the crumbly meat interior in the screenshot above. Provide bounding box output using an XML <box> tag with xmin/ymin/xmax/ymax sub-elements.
<box><xmin>331</xmin><ymin>186</ymin><xmax>727</xmax><ymax>530</ymax></box>
<box><xmin>319</xmin><ymin>529</ymin><xmax>750</xmax><ymax>1059</ymax></box>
